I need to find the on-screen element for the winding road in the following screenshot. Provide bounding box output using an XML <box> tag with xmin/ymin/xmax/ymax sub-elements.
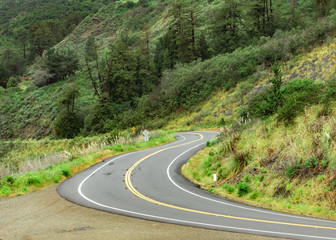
<box><xmin>58</xmin><ymin>132</ymin><xmax>336</xmax><ymax>240</ymax></box>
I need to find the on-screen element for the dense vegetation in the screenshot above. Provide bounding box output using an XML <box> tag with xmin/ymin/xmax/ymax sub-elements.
<box><xmin>2</xmin><ymin>0</ymin><xmax>336</xmax><ymax>140</ymax></box>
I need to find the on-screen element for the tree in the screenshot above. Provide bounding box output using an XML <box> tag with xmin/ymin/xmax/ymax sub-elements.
<box><xmin>54</xmin><ymin>85</ymin><xmax>81</xmax><ymax>138</ymax></box>
<box><xmin>290</xmin><ymin>0</ymin><xmax>299</xmax><ymax>28</ymax></box>
<box><xmin>268</xmin><ymin>64</ymin><xmax>283</xmax><ymax>111</ymax></box>
<box><xmin>29</xmin><ymin>20</ymin><xmax>65</xmax><ymax>57</ymax></box>
<box><xmin>105</xmin><ymin>41</ymin><xmax>137</xmax><ymax>103</ymax></box>
<box><xmin>169</xmin><ymin>0</ymin><xmax>195</xmax><ymax>63</ymax></box>
<box><xmin>210</xmin><ymin>0</ymin><xmax>243</xmax><ymax>54</ymax></box>
<box><xmin>44</xmin><ymin>48</ymin><xmax>79</xmax><ymax>85</ymax></box>
<box><xmin>154</xmin><ymin>28</ymin><xmax>178</xmax><ymax>77</ymax></box>
<box><xmin>0</xmin><ymin>64</ymin><xmax>10</xmax><ymax>88</ymax></box>
<box><xmin>13</xmin><ymin>27</ymin><xmax>29</xmax><ymax>59</ymax></box>
<box><xmin>314</xmin><ymin>0</ymin><xmax>330</xmax><ymax>17</ymax></box>
<box><xmin>84</xmin><ymin>36</ymin><xmax>101</xmax><ymax>96</ymax></box>
<box><xmin>134</xmin><ymin>28</ymin><xmax>158</xmax><ymax>93</ymax></box>
<box><xmin>1</xmin><ymin>48</ymin><xmax>26</xmax><ymax>76</ymax></box>
<box><xmin>246</xmin><ymin>0</ymin><xmax>274</xmax><ymax>38</ymax></box>
<box><xmin>29</xmin><ymin>21</ymin><xmax>55</xmax><ymax>56</ymax></box>
<box><xmin>6</xmin><ymin>76</ymin><xmax>20</xmax><ymax>88</ymax></box>
<box><xmin>196</xmin><ymin>32</ymin><xmax>211</xmax><ymax>60</ymax></box>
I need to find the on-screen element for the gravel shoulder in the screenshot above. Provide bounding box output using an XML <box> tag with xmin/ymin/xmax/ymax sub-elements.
<box><xmin>0</xmin><ymin>184</ymin><xmax>287</xmax><ymax>240</ymax></box>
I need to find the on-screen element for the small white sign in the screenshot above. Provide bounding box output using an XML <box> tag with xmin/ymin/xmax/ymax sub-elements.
<box><xmin>213</xmin><ymin>173</ymin><xmax>217</xmax><ymax>182</ymax></box>
<box><xmin>143</xmin><ymin>130</ymin><xmax>149</xmax><ymax>142</ymax></box>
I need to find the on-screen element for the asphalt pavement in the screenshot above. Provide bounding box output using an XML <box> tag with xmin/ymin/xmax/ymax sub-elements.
<box><xmin>57</xmin><ymin>132</ymin><xmax>336</xmax><ymax>240</ymax></box>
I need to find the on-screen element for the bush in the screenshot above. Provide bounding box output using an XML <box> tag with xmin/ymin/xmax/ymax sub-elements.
<box><xmin>250</xmin><ymin>191</ymin><xmax>260</xmax><ymax>200</ymax></box>
<box><xmin>223</xmin><ymin>184</ymin><xmax>235</xmax><ymax>194</ymax></box>
<box><xmin>6</xmin><ymin>76</ymin><xmax>20</xmax><ymax>88</ymax></box>
<box><xmin>249</xmin><ymin>78</ymin><xmax>322</xmax><ymax>123</ymax></box>
<box><xmin>206</xmin><ymin>139</ymin><xmax>218</xmax><ymax>147</ymax></box>
<box><xmin>54</xmin><ymin>112</ymin><xmax>81</xmax><ymax>139</ymax></box>
<box><xmin>61</xmin><ymin>169</ymin><xmax>71</xmax><ymax>177</ymax></box>
<box><xmin>33</xmin><ymin>68</ymin><xmax>54</xmax><ymax>87</ymax></box>
<box><xmin>304</xmin><ymin>156</ymin><xmax>319</xmax><ymax>169</ymax></box>
<box><xmin>26</xmin><ymin>176</ymin><xmax>42</xmax><ymax>186</ymax></box>
<box><xmin>277</xmin><ymin>79</ymin><xmax>321</xmax><ymax>123</ymax></box>
<box><xmin>286</xmin><ymin>163</ymin><xmax>301</xmax><ymax>178</ymax></box>
<box><xmin>5</xmin><ymin>176</ymin><xmax>15</xmax><ymax>185</ymax></box>
<box><xmin>0</xmin><ymin>185</ymin><xmax>11</xmax><ymax>196</ymax></box>
<box><xmin>238</xmin><ymin>182</ymin><xmax>251</xmax><ymax>197</ymax></box>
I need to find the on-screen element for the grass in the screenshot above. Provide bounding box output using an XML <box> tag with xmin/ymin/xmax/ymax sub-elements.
<box><xmin>0</xmin><ymin>130</ymin><xmax>175</xmax><ymax>197</ymax></box>
<box><xmin>182</xmin><ymin>103</ymin><xmax>336</xmax><ymax>220</ymax></box>
<box><xmin>166</xmin><ymin>36</ymin><xmax>336</xmax><ymax>132</ymax></box>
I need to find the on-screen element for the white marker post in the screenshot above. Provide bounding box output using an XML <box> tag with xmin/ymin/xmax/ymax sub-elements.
<box><xmin>213</xmin><ymin>173</ymin><xmax>217</xmax><ymax>188</ymax></box>
<box><xmin>143</xmin><ymin>129</ymin><xmax>149</xmax><ymax>142</ymax></box>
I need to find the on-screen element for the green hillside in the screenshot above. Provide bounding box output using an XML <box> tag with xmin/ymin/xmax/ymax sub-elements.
<box><xmin>1</xmin><ymin>0</ymin><xmax>336</xmax><ymax>219</ymax></box>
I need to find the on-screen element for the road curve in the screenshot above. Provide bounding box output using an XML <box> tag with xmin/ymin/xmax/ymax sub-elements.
<box><xmin>58</xmin><ymin>132</ymin><xmax>336</xmax><ymax>240</ymax></box>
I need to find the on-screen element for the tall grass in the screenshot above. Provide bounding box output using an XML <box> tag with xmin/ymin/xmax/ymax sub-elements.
<box><xmin>0</xmin><ymin>130</ymin><xmax>175</xmax><ymax>197</ymax></box>
<box><xmin>183</xmin><ymin>104</ymin><xmax>336</xmax><ymax>219</ymax></box>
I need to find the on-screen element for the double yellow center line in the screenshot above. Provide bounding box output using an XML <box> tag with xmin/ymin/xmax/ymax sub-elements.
<box><xmin>125</xmin><ymin>133</ymin><xmax>336</xmax><ymax>231</ymax></box>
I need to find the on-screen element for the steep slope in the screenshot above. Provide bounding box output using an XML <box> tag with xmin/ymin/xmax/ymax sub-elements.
<box><xmin>181</xmin><ymin>37</ymin><xmax>336</xmax><ymax>220</ymax></box>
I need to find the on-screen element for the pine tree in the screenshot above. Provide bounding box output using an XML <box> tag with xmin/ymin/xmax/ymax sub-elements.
<box><xmin>247</xmin><ymin>0</ymin><xmax>274</xmax><ymax>37</ymax></box>
<box><xmin>84</xmin><ymin>37</ymin><xmax>101</xmax><ymax>96</ymax></box>
<box><xmin>210</xmin><ymin>0</ymin><xmax>243</xmax><ymax>54</ymax></box>
<box><xmin>54</xmin><ymin>85</ymin><xmax>81</xmax><ymax>139</ymax></box>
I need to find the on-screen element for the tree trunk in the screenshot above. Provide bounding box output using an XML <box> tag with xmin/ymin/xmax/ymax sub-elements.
<box><xmin>191</xmin><ymin>11</ymin><xmax>196</xmax><ymax>61</ymax></box>
<box><xmin>85</xmin><ymin>58</ymin><xmax>100</xmax><ymax>96</ymax></box>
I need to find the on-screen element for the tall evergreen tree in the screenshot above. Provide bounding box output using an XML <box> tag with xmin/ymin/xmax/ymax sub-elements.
<box><xmin>314</xmin><ymin>0</ymin><xmax>331</xmax><ymax>17</ymax></box>
<box><xmin>169</xmin><ymin>0</ymin><xmax>195</xmax><ymax>63</ymax></box>
<box><xmin>14</xmin><ymin>27</ymin><xmax>29</xmax><ymax>59</ymax></box>
<box><xmin>54</xmin><ymin>85</ymin><xmax>81</xmax><ymax>139</ymax></box>
<box><xmin>247</xmin><ymin>0</ymin><xmax>274</xmax><ymax>38</ymax></box>
<box><xmin>210</xmin><ymin>0</ymin><xmax>243</xmax><ymax>54</ymax></box>
<box><xmin>44</xmin><ymin>48</ymin><xmax>79</xmax><ymax>84</ymax></box>
<box><xmin>106</xmin><ymin>41</ymin><xmax>136</xmax><ymax>103</ymax></box>
<box><xmin>84</xmin><ymin>36</ymin><xmax>101</xmax><ymax>96</ymax></box>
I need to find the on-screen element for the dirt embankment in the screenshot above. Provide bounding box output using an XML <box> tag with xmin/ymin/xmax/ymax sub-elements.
<box><xmin>0</xmin><ymin>184</ymin><xmax>287</xmax><ymax>240</ymax></box>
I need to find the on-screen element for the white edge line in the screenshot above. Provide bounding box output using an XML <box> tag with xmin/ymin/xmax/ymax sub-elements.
<box><xmin>76</xmin><ymin>134</ymin><xmax>336</xmax><ymax>240</ymax></box>
<box><xmin>166</xmin><ymin>138</ymin><xmax>336</xmax><ymax>224</ymax></box>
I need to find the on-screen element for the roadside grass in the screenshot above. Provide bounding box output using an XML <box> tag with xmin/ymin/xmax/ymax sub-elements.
<box><xmin>0</xmin><ymin>130</ymin><xmax>175</xmax><ymax>197</ymax></box>
<box><xmin>182</xmin><ymin>104</ymin><xmax>336</xmax><ymax>220</ymax></box>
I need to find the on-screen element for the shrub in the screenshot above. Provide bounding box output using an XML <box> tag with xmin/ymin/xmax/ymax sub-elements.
<box><xmin>304</xmin><ymin>156</ymin><xmax>319</xmax><ymax>169</ymax></box>
<box><xmin>61</xmin><ymin>169</ymin><xmax>71</xmax><ymax>177</ymax></box>
<box><xmin>26</xmin><ymin>176</ymin><xmax>42</xmax><ymax>186</ymax></box>
<box><xmin>5</xmin><ymin>176</ymin><xmax>15</xmax><ymax>185</ymax></box>
<box><xmin>242</xmin><ymin>174</ymin><xmax>252</xmax><ymax>183</ymax></box>
<box><xmin>238</xmin><ymin>182</ymin><xmax>251</xmax><ymax>197</ymax></box>
<box><xmin>53</xmin><ymin>174</ymin><xmax>62</xmax><ymax>183</ymax></box>
<box><xmin>33</xmin><ymin>68</ymin><xmax>54</xmax><ymax>87</ymax></box>
<box><xmin>286</xmin><ymin>163</ymin><xmax>301</xmax><ymax>178</ymax></box>
<box><xmin>54</xmin><ymin>112</ymin><xmax>81</xmax><ymax>139</ymax></box>
<box><xmin>6</xmin><ymin>76</ymin><xmax>20</xmax><ymax>88</ymax></box>
<box><xmin>207</xmin><ymin>139</ymin><xmax>218</xmax><ymax>147</ymax></box>
<box><xmin>223</xmin><ymin>184</ymin><xmax>235</xmax><ymax>194</ymax></box>
<box><xmin>0</xmin><ymin>185</ymin><xmax>11</xmax><ymax>196</ymax></box>
<box><xmin>250</xmin><ymin>191</ymin><xmax>260</xmax><ymax>200</ymax></box>
<box><xmin>277</xmin><ymin>79</ymin><xmax>322</xmax><ymax>123</ymax></box>
<box><xmin>249</xmin><ymin>78</ymin><xmax>322</xmax><ymax>123</ymax></box>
